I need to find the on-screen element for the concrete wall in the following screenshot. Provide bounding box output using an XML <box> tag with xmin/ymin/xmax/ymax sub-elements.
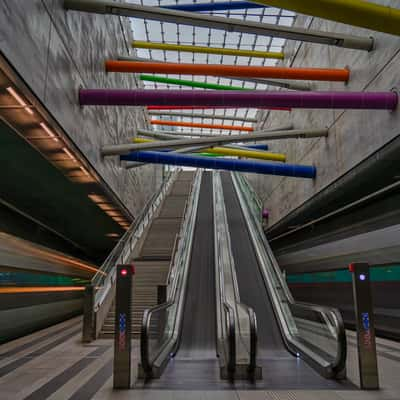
<box><xmin>0</xmin><ymin>0</ymin><xmax>161</xmax><ymax>217</ymax></box>
<box><xmin>248</xmin><ymin>0</ymin><xmax>400</xmax><ymax>228</ymax></box>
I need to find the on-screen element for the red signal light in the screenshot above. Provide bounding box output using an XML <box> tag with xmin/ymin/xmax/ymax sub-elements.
<box><xmin>120</xmin><ymin>268</ymin><xmax>128</xmax><ymax>276</ymax></box>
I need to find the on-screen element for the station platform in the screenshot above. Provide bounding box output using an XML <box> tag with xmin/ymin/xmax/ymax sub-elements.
<box><xmin>0</xmin><ymin>317</ymin><xmax>399</xmax><ymax>400</ymax></box>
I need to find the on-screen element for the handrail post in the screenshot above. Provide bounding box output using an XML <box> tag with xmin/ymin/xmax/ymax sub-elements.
<box><xmin>82</xmin><ymin>284</ymin><xmax>95</xmax><ymax>343</ymax></box>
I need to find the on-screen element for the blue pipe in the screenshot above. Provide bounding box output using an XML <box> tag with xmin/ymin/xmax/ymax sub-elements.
<box><xmin>161</xmin><ymin>2</ymin><xmax>265</xmax><ymax>12</ymax></box>
<box><xmin>121</xmin><ymin>151</ymin><xmax>315</xmax><ymax>179</ymax></box>
<box><xmin>243</xmin><ymin>144</ymin><xmax>269</xmax><ymax>151</ymax></box>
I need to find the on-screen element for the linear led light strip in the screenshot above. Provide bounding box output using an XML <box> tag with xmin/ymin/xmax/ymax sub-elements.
<box><xmin>39</xmin><ymin>121</ymin><xmax>59</xmax><ymax>143</ymax></box>
<box><xmin>88</xmin><ymin>194</ymin><xmax>130</xmax><ymax>229</ymax></box>
<box><xmin>63</xmin><ymin>147</ymin><xmax>77</xmax><ymax>162</ymax></box>
<box><xmin>7</xmin><ymin>86</ymin><xmax>59</xmax><ymax>143</ymax></box>
<box><xmin>6</xmin><ymin>85</ymin><xmax>129</xmax><ymax>228</ymax></box>
<box><xmin>6</xmin><ymin>87</ymin><xmax>94</xmax><ymax>177</ymax></box>
<box><xmin>6</xmin><ymin>86</ymin><xmax>34</xmax><ymax>115</ymax></box>
<box><xmin>62</xmin><ymin>143</ymin><xmax>90</xmax><ymax>176</ymax></box>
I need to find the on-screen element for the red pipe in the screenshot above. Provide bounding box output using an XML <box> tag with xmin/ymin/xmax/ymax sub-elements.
<box><xmin>106</xmin><ymin>60</ymin><xmax>350</xmax><ymax>82</ymax></box>
<box><xmin>150</xmin><ymin>119</ymin><xmax>253</xmax><ymax>131</ymax></box>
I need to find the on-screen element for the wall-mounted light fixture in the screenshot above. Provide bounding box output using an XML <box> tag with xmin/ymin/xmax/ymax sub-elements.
<box><xmin>6</xmin><ymin>86</ymin><xmax>34</xmax><ymax>115</ymax></box>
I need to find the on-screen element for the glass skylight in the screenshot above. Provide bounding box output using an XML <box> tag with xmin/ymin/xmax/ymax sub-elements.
<box><xmin>128</xmin><ymin>1</ymin><xmax>295</xmax><ymax>135</ymax></box>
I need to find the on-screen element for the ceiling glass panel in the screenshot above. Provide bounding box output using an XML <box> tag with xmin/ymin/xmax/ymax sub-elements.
<box><xmin>128</xmin><ymin>1</ymin><xmax>295</xmax><ymax>135</ymax></box>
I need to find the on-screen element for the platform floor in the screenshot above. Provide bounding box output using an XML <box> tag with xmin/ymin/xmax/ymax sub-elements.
<box><xmin>0</xmin><ymin>317</ymin><xmax>399</xmax><ymax>399</ymax></box>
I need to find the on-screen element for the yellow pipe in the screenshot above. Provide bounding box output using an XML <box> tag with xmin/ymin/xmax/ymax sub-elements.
<box><xmin>205</xmin><ymin>147</ymin><xmax>286</xmax><ymax>162</ymax></box>
<box><xmin>132</xmin><ymin>40</ymin><xmax>284</xmax><ymax>60</ymax></box>
<box><xmin>132</xmin><ymin>138</ymin><xmax>286</xmax><ymax>162</ymax></box>
<box><xmin>252</xmin><ymin>0</ymin><xmax>400</xmax><ymax>36</ymax></box>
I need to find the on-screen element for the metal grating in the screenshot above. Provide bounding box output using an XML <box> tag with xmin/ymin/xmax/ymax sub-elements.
<box><xmin>127</xmin><ymin>1</ymin><xmax>295</xmax><ymax>135</ymax></box>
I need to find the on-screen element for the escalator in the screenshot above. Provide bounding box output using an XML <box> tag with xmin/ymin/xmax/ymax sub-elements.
<box><xmin>221</xmin><ymin>172</ymin><xmax>353</xmax><ymax>389</ymax></box>
<box><xmin>155</xmin><ymin>172</ymin><xmax>219</xmax><ymax>388</ymax></box>
<box><xmin>140</xmin><ymin>170</ymin><xmax>350</xmax><ymax>389</ymax></box>
<box><xmin>140</xmin><ymin>172</ymin><xmax>228</xmax><ymax>389</ymax></box>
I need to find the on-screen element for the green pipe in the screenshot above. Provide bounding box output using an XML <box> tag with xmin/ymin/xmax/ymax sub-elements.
<box><xmin>198</xmin><ymin>152</ymin><xmax>223</xmax><ymax>157</ymax></box>
<box><xmin>140</xmin><ymin>74</ymin><xmax>247</xmax><ymax>91</ymax></box>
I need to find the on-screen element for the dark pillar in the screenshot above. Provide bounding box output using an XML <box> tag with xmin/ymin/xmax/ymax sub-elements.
<box><xmin>113</xmin><ymin>264</ymin><xmax>134</xmax><ymax>389</ymax></box>
<box><xmin>349</xmin><ymin>262</ymin><xmax>379</xmax><ymax>390</ymax></box>
<box><xmin>82</xmin><ymin>284</ymin><xmax>95</xmax><ymax>343</ymax></box>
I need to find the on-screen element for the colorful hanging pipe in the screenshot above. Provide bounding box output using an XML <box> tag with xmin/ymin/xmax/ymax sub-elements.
<box><xmin>251</xmin><ymin>0</ymin><xmax>400</xmax><ymax>36</ymax></box>
<box><xmin>105</xmin><ymin>60</ymin><xmax>350</xmax><ymax>82</ymax></box>
<box><xmin>141</xmin><ymin>74</ymin><xmax>251</xmax><ymax>91</ymax></box>
<box><xmin>79</xmin><ymin>89</ymin><xmax>398</xmax><ymax>110</ymax></box>
<box><xmin>120</xmin><ymin>151</ymin><xmax>315</xmax><ymax>178</ymax></box>
<box><xmin>161</xmin><ymin>1</ymin><xmax>266</xmax><ymax>12</ymax></box>
<box><xmin>150</xmin><ymin>120</ymin><xmax>254</xmax><ymax>132</ymax></box>
<box><xmin>132</xmin><ymin>138</ymin><xmax>284</xmax><ymax>162</ymax></box>
<box><xmin>146</xmin><ymin>105</ymin><xmax>291</xmax><ymax>111</ymax></box>
<box><xmin>132</xmin><ymin>41</ymin><xmax>283</xmax><ymax>60</ymax></box>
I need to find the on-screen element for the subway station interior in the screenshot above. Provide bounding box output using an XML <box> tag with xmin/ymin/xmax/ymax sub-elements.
<box><xmin>1</xmin><ymin>1</ymin><xmax>400</xmax><ymax>399</ymax></box>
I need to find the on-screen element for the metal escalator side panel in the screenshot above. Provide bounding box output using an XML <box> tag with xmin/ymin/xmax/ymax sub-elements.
<box><xmin>213</xmin><ymin>171</ymin><xmax>260</xmax><ymax>380</ymax></box>
<box><xmin>230</xmin><ymin>172</ymin><xmax>347</xmax><ymax>379</ymax></box>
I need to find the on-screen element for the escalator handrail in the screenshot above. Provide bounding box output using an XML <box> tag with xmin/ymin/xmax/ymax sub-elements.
<box><xmin>223</xmin><ymin>301</ymin><xmax>236</xmax><ymax>377</ymax></box>
<box><xmin>93</xmin><ymin>169</ymin><xmax>179</xmax><ymax>310</ymax></box>
<box><xmin>232</xmin><ymin>172</ymin><xmax>347</xmax><ymax>378</ymax></box>
<box><xmin>293</xmin><ymin>301</ymin><xmax>347</xmax><ymax>375</ymax></box>
<box><xmin>140</xmin><ymin>300</ymin><xmax>174</xmax><ymax>375</ymax></box>
<box><xmin>140</xmin><ymin>170</ymin><xmax>202</xmax><ymax>376</ymax></box>
<box><xmin>213</xmin><ymin>172</ymin><xmax>257</xmax><ymax>378</ymax></box>
<box><xmin>165</xmin><ymin>233</ymin><xmax>180</xmax><ymax>286</ymax></box>
<box><xmin>216</xmin><ymin>236</ymin><xmax>237</xmax><ymax>377</ymax></box>
<box><xmin>247</xmin><ymin>306</ymin><xmax>258</xmax><ymax>375</ymax></box>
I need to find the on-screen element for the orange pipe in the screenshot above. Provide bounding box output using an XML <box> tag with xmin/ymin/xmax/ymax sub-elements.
<box><xmin>0</xmin><ymin>286</ymin><xmax>85</xmax><ymax>294</ymax></box>
<box><xmin>150</xmin><ymin>119</ymin><xmax>253</xmax><ymax>131</ymax></box>
<box><xmin>105</xmin><ymin>60</ymin><xmax>350</xmax><ymax>82</ymax></box>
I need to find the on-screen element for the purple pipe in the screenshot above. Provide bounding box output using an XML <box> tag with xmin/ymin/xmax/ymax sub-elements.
<box><xmin>79</xmin><ymin>89</ymin><xmax>398</xmax><ymax>110</ymax></box>
<box><xmin>262</xmin><ymin>209</ymin><xmax>270</xmax><ymax>219</ymax></box>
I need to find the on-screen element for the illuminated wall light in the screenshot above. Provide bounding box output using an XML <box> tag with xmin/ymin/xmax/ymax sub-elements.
<box><xmin>97</xmin><ymin>203</ymin><xmax>115</xmax><ymax>211</ymax></box>
<box><xmin>80</xmin><ymin>166</ymin><xmax>90</xmax><ymax>176</ymax></box>
<box><xmin>39</xmin><ymin>122</ymin><xmax>59</xmax><ymax>142</ymax></box>
<box><xmin>88</xmin><ymin>194</ymin><xmax>129</xmax><ymax>227</ymax></box>
<box><xmin>88</xmin><ymin>194</ymin><xmax>108</xmax><ymax>203</ymax></box>
<box><xmin>62</xmin><ymin>147</ymin><xmax>77</xmax><ymax>162</ymax></box>
<box><xmin>106</xmin><ymin>233</ymin><xmax>121</xmax><ymax>238</ymax></box>
<box><xmin>6</xmin><ymin>86</ymin><xmax>34</xmax><ymax>115</ymax></box>
<box><xmin>106</xmin><ymin>210</ymin><xmax>121</xmax><ymax>217</ymax></box>
<box><xmin>112</xmin><ymin>217</ymin><xmax>125</xmax><ymax>222</ymax></box>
